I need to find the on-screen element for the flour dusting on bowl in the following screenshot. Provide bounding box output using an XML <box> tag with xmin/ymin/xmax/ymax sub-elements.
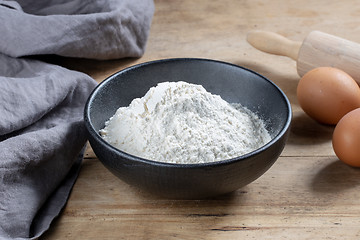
<box><xmin>100</xmin><ymin>81</ymin><xmax>271</xmax><ymax>164</ymax></box>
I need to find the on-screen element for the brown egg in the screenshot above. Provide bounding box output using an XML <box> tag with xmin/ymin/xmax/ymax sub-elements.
<box><xmin>332</xmin><ymin>108</ymin><xmax>360</xmax><ymax>167</ymax></box>
<box><xmin>297</xmin><ymin>67</ymin><xmax>360</xmax><ymax>125</ymax></box>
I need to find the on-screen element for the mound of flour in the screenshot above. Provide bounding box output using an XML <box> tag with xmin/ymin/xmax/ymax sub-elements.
<box><xmin>100</xmin><ymin>81</ymin><xmax>271</xmax><ymax>164</ymax></box>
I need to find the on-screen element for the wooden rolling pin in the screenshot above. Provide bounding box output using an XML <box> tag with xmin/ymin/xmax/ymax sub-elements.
<box><xmin>246</xmin><ymin>30</ymin><xmax>360</xmax><ymax>84</ymax></box>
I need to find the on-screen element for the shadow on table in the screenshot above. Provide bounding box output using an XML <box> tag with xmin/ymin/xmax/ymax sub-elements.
<box><xmin>288</xmin><ymin>113</ymin><xmax>334</xmax><ymax>145</ymax></box>
<box><xmin>311</xmin><ymin>159</ymin><xmax>360</xmax><ymax>193</ymax></box>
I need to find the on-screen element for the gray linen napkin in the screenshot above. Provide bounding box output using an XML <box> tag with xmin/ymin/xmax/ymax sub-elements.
<box><xmin>0</xmin><ymin>1</ymin><xmax>154</xmax><ymax>239</ymax></box>
<box><xmin>0</xmin><ymin>0</ymin><xmax>154</xmax><ymax>60</ymax></box>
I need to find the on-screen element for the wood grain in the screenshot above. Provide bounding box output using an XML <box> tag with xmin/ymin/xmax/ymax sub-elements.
<box><xmin>297</xmin><ymin>30</ymin><xmax>360</xmax><ymax>84</ymax></box>
<box><xmin>42</xmin><ymin>0</ymin><xmax>360</xmax><ymax>239</ymax></box>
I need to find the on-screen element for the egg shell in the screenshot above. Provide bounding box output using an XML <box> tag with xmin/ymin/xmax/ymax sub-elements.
<box><xmin>332</xmin><ymin>108</ymin><xmax>360</xmax><ymax>167</ymax></box>
<box><xmin>297</xmin><ymin>67</ymin><xmax>360</xmax><ymax>125</ymax></box>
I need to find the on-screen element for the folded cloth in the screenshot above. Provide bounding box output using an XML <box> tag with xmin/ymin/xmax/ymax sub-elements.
<box><xmin>0</xmin><ymin>54</ymin><xmax>97</xmax><ymax>239</ymax></box>
<box><xmin>0</xmin><ymin>0</ymin><xmax>154</xmax><ymax>60</ymax></box>
<box><xmin>0</xmin><ymin>1</ymin><xmax>154</xmax><ymax>239</ymax></box>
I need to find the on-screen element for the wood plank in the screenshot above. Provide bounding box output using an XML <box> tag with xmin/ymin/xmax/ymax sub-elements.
<box><xmin>43</xmin><ymin>156</ymin><xmax>360</xmax><ymax>239</ymax></box>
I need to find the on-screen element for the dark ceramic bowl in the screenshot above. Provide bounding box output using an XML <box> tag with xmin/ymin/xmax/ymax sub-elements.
<box><xmin>84</xmin><ymin>58</ymin><xmax>292</xmax><ymax>199</ymax></box>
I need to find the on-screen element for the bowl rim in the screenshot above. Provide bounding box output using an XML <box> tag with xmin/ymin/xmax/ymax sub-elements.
<box><xmin>84</xmin><ymin>57</ymin><xmax>292</xmax><ymax>169</ymax></box>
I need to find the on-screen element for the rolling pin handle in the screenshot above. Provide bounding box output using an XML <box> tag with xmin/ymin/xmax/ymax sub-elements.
<box><xmin>247</xmin><ymin>30</ymin><xmax>302</xmax><ymax>61</ymax></box>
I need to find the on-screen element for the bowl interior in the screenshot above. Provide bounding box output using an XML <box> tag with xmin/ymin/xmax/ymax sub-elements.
<box><xmin>87</xmin><ymin>58</ymin><xmax>290</xmax><ymax>146</ymax></box>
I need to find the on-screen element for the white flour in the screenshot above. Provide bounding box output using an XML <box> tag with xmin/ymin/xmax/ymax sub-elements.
<box><xmin>100</xmin><ymin>81</ymin><xmax>271</xmax><ymax>164</ymax></box>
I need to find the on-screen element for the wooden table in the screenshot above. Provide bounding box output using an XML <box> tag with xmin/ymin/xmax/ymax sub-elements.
<box><xmin>42</xmin><ymin>0</ymin><xmax>360</xmax><ymax>239</ymax></box>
